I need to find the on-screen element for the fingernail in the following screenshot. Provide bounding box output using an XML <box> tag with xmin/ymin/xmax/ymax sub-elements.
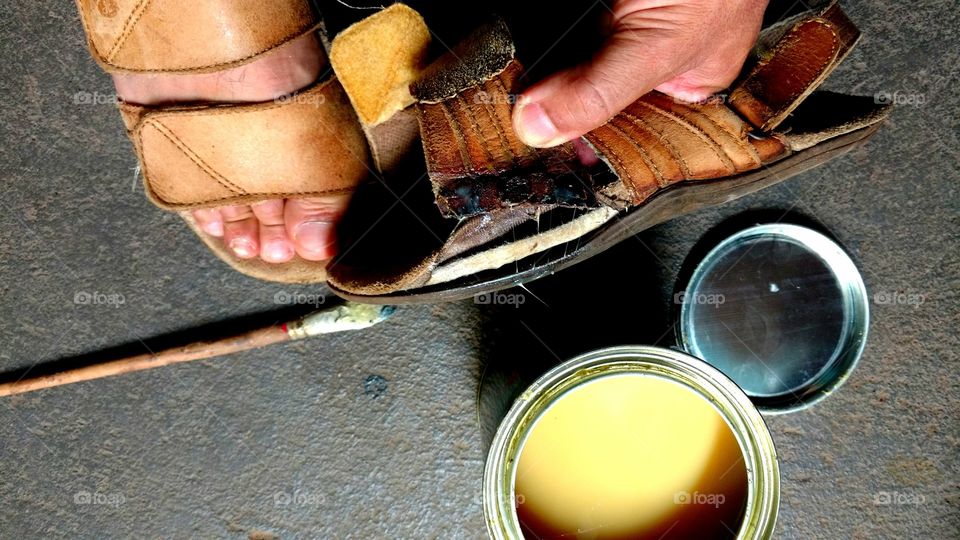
<box><xmin>515</xmin><ymin>101</ymin><xmax>561</xmax><ymax>147</ymax></box>
<box><xmin>204</xmin><ymin>221</ymin><xmax>224</xmax><ymax>237</ymax></box>
<box><xmin>228</xmin><ymin>238</ymin><xmax>256</xmax><ymax>258</ymax></box>
<box><xmin>293</xmin><ymin>221</ymin><xmax>335</xmax><ymax>256</ymax></box>
<box><xmin>262</xmin><ymin>240</ymin><xmax>294</xmax><ymax>263</ymax></box>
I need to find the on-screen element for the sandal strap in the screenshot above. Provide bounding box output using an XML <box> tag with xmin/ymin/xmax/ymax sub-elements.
<box><xmin>590</xmin><ymin>2</ymin><xmax>859</xmax><ymax>205</ymax></box>
<box><xmin>413</xmin><ymin>19</ymin><xmax>601</xmax><ymax>218</ymax></box>
<box><xmin>729</xmin><ymin>1</ymin><xmax>860</xmax><ymax>131</ymax></box>
<box><xmin>122</xmin><ymin>78</ymin><xmax>370</xmax><ymax>210</ymax></box>
<box><xmin>412</xmin><ymin>3</ymin><xmax>862</xmax><ymax>216</ymax></box>
<box><xmin>75</xmin><ymin>0</ymin><xmax>322</xmax><ymax>74</ymax></box>
<box><xmin>584</xmin><ymin>93</ymin><xmax>788</xmax><ymax>206</ymax></box>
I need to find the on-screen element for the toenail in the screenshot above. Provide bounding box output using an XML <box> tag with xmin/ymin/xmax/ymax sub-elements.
<box><xmin>293</xmin><ymin>221</ymin><xmax>335</xmax><ymax>254</ymax></box>
<box><xmin>204</xmin><ymin>221</ymin><xmax>224</xmax><ymax>237</ymax></box>
<box><xmin>228</xmin><ymin>238</ymin><xmax>256</xmax><ymax>258</ymax></box>
<box><xmin>263</xmin><ymin>240</ymin><xmax>293</xmax><ymax>262</ymax></box>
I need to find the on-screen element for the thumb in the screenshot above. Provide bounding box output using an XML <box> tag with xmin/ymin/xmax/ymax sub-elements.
<box><xmin>512</xmin><ymin>34</ymin><xmax>679</xmax><ymax>148</ymax></box>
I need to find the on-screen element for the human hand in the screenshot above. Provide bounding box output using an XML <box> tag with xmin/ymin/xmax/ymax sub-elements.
<box><xmin>512</xmin><ymin>0</ymin><xmax>769</xmax><ymax>148</ymax></box>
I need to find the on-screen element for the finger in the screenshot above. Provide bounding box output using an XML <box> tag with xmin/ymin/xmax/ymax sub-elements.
<box><xmin>220</xmin><ymin>205</ymin><xmax>260</xmax><ymax>259</ymax></box>
<box><xmin>191</xmin><ymin>208</ymin><xmax>224</xmax><ymax>237</ymax></box>
<box><xmin>513</xmin><ymin>32</ymin><xmax>683</xmax><ymax>148</ymax></box>
<box><xmin>285</xmin><ymin>194</ymin><xmax>351</xmax><ymax>262</ymax></box>
<box><xmin>250</xmin><ymin>200</ymin><xmax>295</xmax><ymax>263</ymax></box>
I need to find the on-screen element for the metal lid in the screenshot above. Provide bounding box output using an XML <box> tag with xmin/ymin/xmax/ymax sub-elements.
<box><xmin>677</xmin><ymin>224</ymin><xmax>869</xmax><ymax>414</ymax></box>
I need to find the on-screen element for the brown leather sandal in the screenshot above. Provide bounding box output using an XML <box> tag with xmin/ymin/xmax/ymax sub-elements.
<box><xmin>325</xmin><ymin>1</ymin><xmax>892</xmax><ymax>303</ymax></box>
<box><xmin>75</xmin><ymin>1</ymin><xmax>430</xmax><ymax>283</ymax></box>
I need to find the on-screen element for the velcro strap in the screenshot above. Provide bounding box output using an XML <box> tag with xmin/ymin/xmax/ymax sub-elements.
<box><xmin>729</xmin><ymin>1</ymin><xmax>859</xmax><ymax>131</ymax></box>
<box><xmin>124</xmin><ymin>78</ymin><xmax>371</xmax><ymax>210</ymax></box>
<box><xmin>75</xmin><ymin>0</ymin><xmax>321</xmax><ymax>73</ymax></box>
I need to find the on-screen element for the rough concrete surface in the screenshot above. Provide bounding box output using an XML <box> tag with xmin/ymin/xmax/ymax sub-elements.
<box><xmin>0</xmin><ymin>0</ymin><xmax>957</xmax><ymax>539</ymax></box>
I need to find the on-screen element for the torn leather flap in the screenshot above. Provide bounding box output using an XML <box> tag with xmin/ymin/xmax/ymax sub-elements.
<box><xmin>328</xmin><ymin>4</ymin><xmax>432</xmax><ymax>176</ymax></box>
<box><xmin>412</xmin><ymin>18</ymin><xmax>614</xmax><ymax>219</ymax></box>
<box><xmin>329</xmin><ymin>3</ymin><xmax>432</xmax><ymax>127</ymax></box>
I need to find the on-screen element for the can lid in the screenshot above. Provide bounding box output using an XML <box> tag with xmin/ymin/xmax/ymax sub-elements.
<box><xmin>677</xmin><ymin>224</ymin><xmax>869</xmax><ymax>414</ymax></box>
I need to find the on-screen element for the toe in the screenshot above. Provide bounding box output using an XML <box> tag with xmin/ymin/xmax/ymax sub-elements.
<box><xmin>572</xmin><ymin>138</ymin><xmax>600</xmax><ymax>167</ymax></box>
<box><xmin>220</xmin><ymin>205</ymin><xmax>260</xmax><ymax>259</ymax></box>
<box><xmin>192</xmin><ymin>208</ymin><xmax>224</xmax><ymax>237</ymax></box>
<box><xmin>285</xmin><ymin>195</ymin><xmax>351</xmax><ymax>262</ymax></box>
<box><xmin>250</xmin><ymin>200</ymin><xmax>295</xmax><ymax>263</ymax></box>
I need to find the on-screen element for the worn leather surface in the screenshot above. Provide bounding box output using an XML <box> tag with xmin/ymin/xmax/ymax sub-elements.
<box><xmin>415</xmin><ymin>2</ymin><xmax>860</xmax><ymax>216</ymax></box>
<box><xmin>127</xmin><ymin>78</ymin><xmax>370</xmax><ymax>210</ymax></box>
<box><xmin>418</xmin><ymin>60</ymin><xmax>603</xmax><ymax>217</ymax></box>
<box><xmin>74</xmin><ymin>0</ymin><xmax>322</xmax><ymax>73</ymax></box>
<box><xmin>585</xmin><ymin>93</ymin><xmax>787</xmax><ymax>205</ymax></box>
<box><xmin>729</xmin><ymin>1</ymin><xmax>860</xmax><ymax>131</ymax></box>
<box><xmin>73</xmin><ymin>0</ymin><xmax>371</xmax><ymax>285</ymax></box>
<box><xmin>328</xmin><ymin>2</ymin><xmax>889</xmax><ymax>297</ymax></box>
<box><xmin>412</xmin><ymin>18</ymin><xmax>610</xmax><ymax>218</ymax></box>
<box><xmin>411</xmin><ymin>18</ymin><xmax>517</xmax><ymax>104</ymax></box>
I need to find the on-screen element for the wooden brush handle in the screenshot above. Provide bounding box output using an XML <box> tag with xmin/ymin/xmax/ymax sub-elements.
<box><xmin>0</xmin><ymin>326</ymin><xmax>290</xmax><ymax>398</ymax></box>
<box><xmin>0</xmin><ymin>303</ymin><xmax>396</xmax><ymax>398</ymax></box>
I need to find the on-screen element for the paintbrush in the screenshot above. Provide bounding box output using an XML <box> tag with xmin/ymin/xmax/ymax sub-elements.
<box><xmin>0</xmin><ymin>302</ymin><xmax>396</xmax><ymax>397</ymax></box>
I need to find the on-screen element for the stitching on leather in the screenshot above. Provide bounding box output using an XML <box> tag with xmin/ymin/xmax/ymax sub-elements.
<box><xmin>480</xmin><ymin>76</ymin><xmax>518</xmax><ymax>169</ymax></box>
<box><xmin>155</xmin><ymin>188</ymin><xmax>357</xmax><ymax>209</ymax></box>
<box><xmin>141</xmin><ymin>157</ymin><xmax>356</xmax><ymax>207</ymax></box>
<box><xmin>143</xmin><ymin>120</ymin><xmax>247</xmax><ymax>195</ymax></box>
<box><xmin>136</xmin><ymin>144</ymin><xmax>182</xmax><ymax>206</ymax></box>
<box><xmin>438</xmin><ymin>102</ymin><xmax>474</xmax><ymax>174</ymax></box>
<box><xmin>665</xmin><ymin>102</ymin><xmax>739</xmax><ymax>174</ymax></box>
<box><xmin>492</xmin><ymin>76</ymin><xmax>542</xmax><ymax>167</ymax></box>
<box><xmin>98</xmin><ymin>22</ymin><xmax>321</xmax><ymax>73</ymax></box>
<box><xmin>585</xmin><ymin>131</ymin><xmax>637</xmax><ymax>198</ymax></box>
<box><xmin>618</xmin><ymin>112</ymin><xmax>693</xmax><ymax>178</ymax></box>
<box><xmin>456</xmin><ymin>93</ymin><xmax>499</xmax><ymax>172</ymax></box>
<box><xmin>686</xmin><ymin>107</ymin><xmax>763</xmax><ymax>168</ymax></box>
<box><xmin>105</xmin><ymin>0</ymin><xmax>153</xmax><ymax>62</ymax></box>
<box><xmin>732</xmin><ymin>17</ymin><xmax>809</xmax><ymax>95</ymax></box>
<box><xmin>605</xmin><ymin>120</ymin><xmax>666</xmax><ymax>187</ymax></box>
<box><xmin>179</xmin><ymin>188</ymin><xmax>355</xmax><ymax>207</ymax></box>
<box><xmin>75</xmin><ymin>0</ymin><xmax>105</xmax><ymax>61</ymax></box>
<box><xmin>146</xmin><ymin>174</ymin><xmax>176</xmax><ymax>203</ymax></box>
<box><xmin>134</xmin><ymin>77</ymin><xmax>347</xmax><ymax>203</ymax></box>
<box><xmin>637</xmin><ymin>100</ymin><xmax>737</xmax><ymax>174</ymax></box>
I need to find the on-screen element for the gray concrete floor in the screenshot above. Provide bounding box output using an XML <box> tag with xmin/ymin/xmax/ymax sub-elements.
<box><xmin>1</xmin><ymin>0</ymin><xmax>957</xmax><ymax>538</ymax></box>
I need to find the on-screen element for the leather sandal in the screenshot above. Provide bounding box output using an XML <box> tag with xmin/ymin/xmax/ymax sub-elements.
<box><xmin>75</xmin><ymin>1</ymin><xmax>430</xmax><ymax>283</ymax></box>
<box><xmin>324</xmin><ymin>1</ymin><xmax>892</xmax><ymax>303</ymax></box>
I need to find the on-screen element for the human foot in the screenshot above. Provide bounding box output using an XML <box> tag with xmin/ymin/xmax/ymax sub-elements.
<box><xmin>112</xmin><ymin>33</ymin><xmax>350</xmax><ymax>264</ymax></box>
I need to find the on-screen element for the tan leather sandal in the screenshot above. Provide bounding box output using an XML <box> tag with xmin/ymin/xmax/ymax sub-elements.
<box><xmin>324</xmin><ymin>1</ymin><xmax>892</xmax><ymax>303</ymax></box>
<box><xmin>77</xmin><ymin>2</ymin><xmax>889</xmax><ymax>299</ymax></box>
<box><xmin>75</xmin><ymin>1</ymin><xmax>431</xmax><ymax>283</ymax></box>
